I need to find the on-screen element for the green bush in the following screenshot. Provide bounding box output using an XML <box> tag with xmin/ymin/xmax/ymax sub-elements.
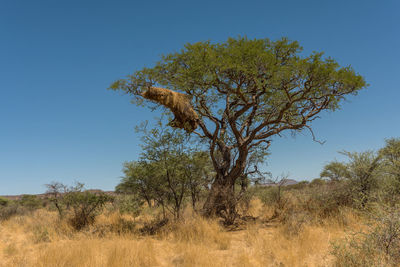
<box><xmin>0</xmin><ymin>196</ymin><xmax>10</xmax><ymax>206</ymax></box>
<box><xmin>309</xmin><ymin>178</ymin><xmax>326</xmax><ymax>187</ymax></box>
<box><xmin>19</xmin><ymin>195</ymin><xmax>43</xmax><ymax>211</ymax></box>
<box><xmin>115</xmin><ymin>194</ymin><xmax>143</xmax><ymax>219</ymax></box>
<box><xmin>64</xmin><ymin>191</ymin><xmax>113</xmax><ymax>230</ymax></box>
<box><xmin>0</xmin><ymin>203</ymin><xmax>24</xmax><ymax>221</ymax></box>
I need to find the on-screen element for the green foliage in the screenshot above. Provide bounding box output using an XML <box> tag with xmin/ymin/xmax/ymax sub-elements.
<box><xmin>320</xmin><ymin>161</ymin><xmax>349</xmax><ymax>181</ymax></box>
<box><xmin>0</xmin><ymin>203</ymin><xmax>20</xmax><ymax>221</ymax></box>
<box><xmin>258</xmin><ymin>186</ymin><xmax>284</xmax><ymax>208</ymax></box>
<box><xmin>115</xmin><ymin>194</ymin><xmax>143</xmax><ymax>219</ymax></box>
<box><xmin>0</xmin><ymin>196</ymin><xmax>9</xmax><ymax>206</ymax></box>
<box><xmin>341</xmin><ymin>151</ymin><xmax>382</xmax><ymax>209</ymax></box>
<box><xmin>117</xmin><ymin>123</ymin><xmax>212</xmax><ymax>219</ymax></box>
<box><xmin>309</xmin><ymin>178</ymin><xmax>327</xmax><ymax>187</ymax></box>
<box><xmin>285</xmin><ymin>180</ymin><xmax>309</xmax><ymax>190</ymax></box>
<box><xmin>320</xmin><ymin>150</ymin><xmax>383</xmax><ymax>209</ymax></box>
<box><xmin>380</xmin><ymin>138</ymin><xmax>400</xmax><ymax>194</ymax></box>
<box><xmin>19</xmin><ymin>195</ymin><xmax>42</xmax><ymax>211</ymax></box>
<box><xmin>183</xmin><ymin>150</ymin><xmax>214</xmax><ymax>210</ymax></box>
<box><xmin>116</xmin><ymin>161</ymin><xmax>156</xmax><ymax>206</ymax></box>
<box><xmin>0</xmin><ymin>197</ymin><xmax>24</xmax><ymax>222</ymax></box>
<box><xmin>65</xmin><ymin>190</ymin><xmax>113</xmax><ymax>230</ymax></box>
<box><xmin>110</xmin><ymin>37</ymin><xmax>366</xmax><ymax>119</ymax></box>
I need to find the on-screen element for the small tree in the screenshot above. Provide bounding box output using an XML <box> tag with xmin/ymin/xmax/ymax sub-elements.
<box><xmin>341</xmin><ymin>151</ymin><xmax>381</xmax><ymax>208</ymax></box>
<box><xmin>45</xmin><ymin>181</ymin><xmax>69</xmax><ymax>218</ymax></box>
<box><xmin>64</xmin><ymin>189</ymin><xmax>112</xmax><ymax>230</ymax></box>
<box><xmin>116</xmin><ymin>161</ymin><xmax>156</xmax><ymax>208</ymax></box>
<box><xmin>117</xmin><ymin>123</ymin><xmax>213</xmax><ymax>219</ymax></box>
<box><xmin>111</xmin><ymin>37</ymin><xmax>366</xmax><ymax>223</ymax></box>
<box><xmin>142</xmin><ymin>128</ymin><xmax>189</xmax><ymax>219</ymax></box>
<box><xmin>320</xmin><ymin>161</ymin><xmax>349</xmax><ymax>182</ymax></box>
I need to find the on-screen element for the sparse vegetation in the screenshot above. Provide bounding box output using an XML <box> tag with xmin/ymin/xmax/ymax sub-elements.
<box><xmin>2</xmin><ymin>136</ymin><xmax>400</xmax><ymax>266</ymax></box>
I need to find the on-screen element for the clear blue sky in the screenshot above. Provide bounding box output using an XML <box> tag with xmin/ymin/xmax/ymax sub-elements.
<box><xmin>1</xmin><ymin>0</ymin><xmax>399</xmax><ymax>195</ymax></box>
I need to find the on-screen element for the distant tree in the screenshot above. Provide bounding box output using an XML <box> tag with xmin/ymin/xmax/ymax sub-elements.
<box><xmin>63</xmin><ymin>184</ymin><xmax>113</xmax><ymax>230</ymax></box>
<box><xmin>110</xmin><ymin>37</ymin><xmax>366</xmax><ymax>223</ymax></box>
<box><xmin>116</xmin><ymin>161</ymin><xmax>156</xmax><ymax>208</ymax></box>
<box><xmin>320</xmin><ymin>161</ymin><xmax>349</xmax><ymax>181</ymax></box>
<box><xmin>45</xmin><ymin>181</ymin><xmax>69</xmax><ymax>217</ymax></box>
<box><xmin>310</xmin><ymin>177</ymin><xmax>326</xmax><ymax>187</ymax></box>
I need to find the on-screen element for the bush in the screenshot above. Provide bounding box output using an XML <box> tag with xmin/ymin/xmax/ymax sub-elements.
<box><xmin>332</xmin><ymin>209</ymin><xmax>400</xmax><ymax>266</ymax></box>
<box><xmin>115</xmin><ymin>194</ymin><xmax>143</xmax><ymax>219</ymax></box>
<box><xmin>64</xmin><ymin>191</ymin><xmax>113</xmax><ymax>230</ymax></box>
<box><xmin>306</xmin><ymin>181</ymin><xmax>354</xmax><ymax>218</ymax></box>
<box><xmin>309</xmin><ymin>178</ymin><xmax>326</xmax><ymax>187</ymax></box>
<box><xmin>0</xmin><ymin>196</ymin><xmax>10</xmax><ymax>206</ymax></box>
<box><xmin>257</xmin><ymin>185</ymin><xmax>289</xmax><ymax>218</ymax></box>
<box><xmin>0</xmin><ymin>203</ymin><xmax>20</xmax><ymax>221</ymax></box>
<box><xmin>19</xmin><ymin>195</ymin><xmax>43</xmax><ymax>211</ymax></box>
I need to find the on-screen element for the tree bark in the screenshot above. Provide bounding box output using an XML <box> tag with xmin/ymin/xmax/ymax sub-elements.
<box><xmin>202</xmin><ymin>173</ymin><xmax>238</xmax><ymax>225</ymax></box>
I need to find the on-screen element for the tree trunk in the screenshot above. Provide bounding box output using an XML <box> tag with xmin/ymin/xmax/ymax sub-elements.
<box><xmin>202</xmin><ymin>174</ymin><xmax>238</xmax><ymax>225</ymax></box>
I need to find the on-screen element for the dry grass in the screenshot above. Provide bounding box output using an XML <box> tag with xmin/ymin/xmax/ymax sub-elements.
<box><xmin>0</xmin><ymin>200</ymin><xmax>361</xmax><ymax>267</ymax></box>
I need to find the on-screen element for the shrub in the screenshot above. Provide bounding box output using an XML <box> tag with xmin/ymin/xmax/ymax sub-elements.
<box><xmin>309</xmin><ymin>178</ymin><xmax>326</xmax><ymax>187</ymax></box>
<box><xmin>332</xmin><ymin>209</ymin><xmax>400</xmax><ymax>266</ymax></box>
<box><xmin>115</xmin><ymin>194</ymin><xmax>143</xmax><ymax>219</ymax></box>
<box><xmin>0</xmin><ymin>196</ymin><xmax>10</xmax><ymax>206</ymax></box>
<box><xmin>64</xmin><ymin>191</ymin><xmax>113</xmax><ymax>230</ymax></box>
<box><xmin>19</xmin><ymin>195</ymin><xmax>43</xmax><ymax>211</ymax></box>
<box><xmin>0</xmin><ymin>203</ymin><xmax>20</xmax><ymax>221</ymax></box>
<box><xmin>306</xmin><ymin>181</ymin><xmax>354</xmax><ymax>218</ymax></box>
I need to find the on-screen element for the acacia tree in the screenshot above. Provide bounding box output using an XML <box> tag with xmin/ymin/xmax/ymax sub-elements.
<box><xmin>116</xmin><ymin>161</ymin><xmax>156</xmax><ymax>208</ymax></box>
<box><xmin>320</xmin><ymin>161</ymin><xmax>350</xmax><ymax>182</ymax></box>
<box><xmin>110</xmin><ymin>37</ymin><xmax>366</xmax><ymax>223</ymax></box>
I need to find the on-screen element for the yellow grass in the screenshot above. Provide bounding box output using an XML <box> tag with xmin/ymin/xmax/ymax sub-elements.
<box><xmin>0</xmin><ymin>201</ymin><xmax>361</xmax><ymax>267</ymax></box>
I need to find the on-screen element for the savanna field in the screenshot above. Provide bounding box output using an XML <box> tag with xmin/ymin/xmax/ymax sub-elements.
<box><xmin>2</xmin><ymin>0</ymin><xmax>399</xmax><ymax>266</ymax></box>
<box><xmin>0</xmin><ymin>195</ymin><xmax>361</xmax><ymax>267</ymax></box>
<box><xmin>2</xmin><ymin>159</ymin><xmax>400</xmax><ymax>267</ymax></box>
